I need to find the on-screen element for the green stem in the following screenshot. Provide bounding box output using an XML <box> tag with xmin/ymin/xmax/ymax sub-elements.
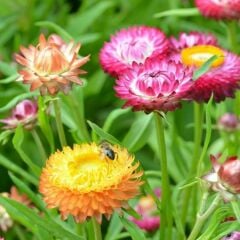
<box><xmin>154</xmin><ymin>112</ymin><xmax>172</xmax><ymax>240</ymax></box>
<box><xmin>231</xmin><ymin>201</ymin><xmax>240</xmax><ymax>222</ymax></box>
<box><xmin>92</xmin><ymin>218</ymin><xmax>102</xmax><ymax>240</ymax></box>
<box><xmin>53</xmin><ymin>99</ymin><xmax>67</xmax><ymax>147</ymax></box>
<box><xmin>227</xmin><ymin>21</ymin><xmax>238</xmax><ymax>53</ymax></box>
<box><xmin>187</xmin><ymin>194</ymin><xmax>221</xmax><ymax>240</ymax></box>
<box><xmin>32</xmin><ymin>129</ymin><xmax>47</xmax><ymax>163</ymax></box>
<box><xmin>181</xmin><ymin>103</ymin><xmax>204</xmax><ymax>225</ymax></box>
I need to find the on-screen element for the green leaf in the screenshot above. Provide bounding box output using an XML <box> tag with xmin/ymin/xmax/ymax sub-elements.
<box><xmin>193</xmin><ymin>55</ymin><xmax>218</xmax><ymax>80</ymax></box>
<box><xmin>103</xmin><ymin>108</ymin><xmax>130</xmax><ymax>132</ymax></box>
<box><xmin>0</xmin><ymin>92</ymin><xmax>38</xmax><ymax>113</ymax></box>
<box><xmin>67</xmin><ymin>1</ymin><xmax>114</xmax><ymax>35</ymax></box>
<box><xmin>9</xmin><ymin>173</ymin><xmax>45</xmax><ymax>211</ymax></box>
<box><xmin>0</xmin><ymin>129</ymin><xmax>12</xmax><ymax>145</ymax></box>
<box><xmin>35</xmin><ymin>21</ymin><xmax>72</xmax><ymax>41</ymax></box>
<box><xmin>0</xmin><ymin>154</ymin><xmax>38</xmax><ymax>186</ymax></box>
<box><xmin>12</xmin><ymin>125</ymin><xmax>41</xmax><ymax>176</ymax></box>
<box><xmin>0</xmin><ymin>197</ymin><xmax>83</xmax><ymax>240</ymax></box>
<box><xmin>0</xmin><ymin>60</ymin><xmax>17</xmax><ymax>76</ymax></box>
<box><xmin>120</xmin><ymin>217</ymin><xmax>146</xmax><ymax>240</ymax></box>
<box><xmin>87</xmin><ymin>120</ymin><xmax>121</xmax><ymax>145</ymax></box>
<box><xmin>0</xmin><ymin>73</ymin><xmax>18</xmax><ymax>84</ymax></box>
<box><xmin>154</xmin><ymin>8</ymin><xmax>199</xmax><ymax>18</ymax></box>
<box><xmin>123</xmin><ymin>206</ymin><xmax>141</xmax><ymax>220</ymax></box>
<box><xmin>38</xmin><ymin>96</ymin><xmax>55</xmax><ymax>153</ymax></box>
<box><xmin>105</xmin><ymin>213</ymin><xmax>123</xmax><ymax>240</ymax></box>
<box><xmin>122</xmin><ymin>113</ymin><xmax>153</xmax><ymax>152</ymax></box>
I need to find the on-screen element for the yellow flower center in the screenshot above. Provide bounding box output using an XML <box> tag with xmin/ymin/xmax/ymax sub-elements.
<box><xmin>181</xmin><ymin>45</ymin><xmax>225</xmax><ymax>68</ymax></box>
<box><xmin>47</xmin><ymin>143</ymin><xmax>135</xmax><ymax>193</ymax></box>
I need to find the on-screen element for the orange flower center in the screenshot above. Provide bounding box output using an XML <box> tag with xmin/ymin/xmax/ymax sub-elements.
<box><xmin>181</xmin><ymin>45</ymin><xmax>225</xmax><ymax>68</ymax></box>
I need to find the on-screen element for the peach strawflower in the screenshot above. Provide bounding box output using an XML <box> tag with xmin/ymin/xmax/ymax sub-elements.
<box><xmin>15</xmin><ymin>34</ymin><xmax>90</xmax><ymax>95</ymax></box>
<box><xmin>39</xmin><ymin>143</ymin><xmax>143</xmax><ymax>223</ymax></box>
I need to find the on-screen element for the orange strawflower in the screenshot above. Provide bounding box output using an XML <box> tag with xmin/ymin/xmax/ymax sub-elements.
<box><xmin>39</xmin><ymin>143</ymin><xmax>143</xmax><ymax>223</ymax></box>
<box><xmin>15</xmin><ymin>34</ymin><xmax>90</xmax><ymax>95</ymax></box>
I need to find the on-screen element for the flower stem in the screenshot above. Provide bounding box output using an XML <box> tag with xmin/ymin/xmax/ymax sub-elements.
<box><xmin>227</xmin><ymin>21</ymin><xmax>238</xmax><ymax>53</ymax></box>
<box><xmin>187</xmin><ymin>194</ymin><xmax>221</xmax><ymax>240</ymax></box>
<box><xmin>92</xmin><ymin>218</ymin><xmax>102</xmax><ymax>240</ymax></box>
<box><xmin>53</xmin><ymin>99</ymin><xmax>67</xmax><ymax>147</ymax></box>
<box><xmin>154</xmin><ymin>112</ymin><xmax>172</xmax><ymax>240</ymax></box>
<box><xmin>181</xmin><ymin>103</ymin><xmax>204</xmax><ymax>225</ymax></box>
<box><xmin>31</xmin><ymin>129</ymin><xmax>47</xmax><ymax>163</ymax></box>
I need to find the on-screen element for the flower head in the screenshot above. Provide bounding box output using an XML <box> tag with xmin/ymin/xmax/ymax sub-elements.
<box><xmin>203</xmin><ymin>155</ymin><xmax>240</xmax><ymax>200</ymax></box>
<box><xmin>0</xmin><ymin>193</ymin><xmax>13</xmax><ymax>232</ymax></box>
<box><xmin>39</xmin><ymin>143</ymin><xmax>143</xmax><ymax>223</ymax></box>
<box><xmin>130</xmin><ymin>188</ymin><xmax>160</xmax><ymax>231</ymax></box>
<box><xmin>100</xmin><ymin>26</ymin><xmax>169</xmax><ymax>77</ymax></box>
<box><xmin>218</xmin><ymin>113</ymin><xmax>240</xmax><ymax>132</ymax></box>
<box><xmin>195</xmin><ymin>0</ymin><xmax>240</xmax><ymax>20</ymax></box>
<box><xmin>15</xmin><ymin>34</ymin><xmax>90</xmax><ymax>95</ymax></box>
<box><xmin>222</xmin><ymin>231</ymin><xmax>240</xmax><ymax>240</ymax></box>
<box><xmin>170</xmin><ymin>32</ymin><xmax>240</xmax><ymax>103</ymax></box>
<box><xmin>0</xmin><ymin>100</ymin><xmax>38</xmax><ymax>130</ymax></box>
<box><xmin>9</xmin><ymin>186</ymin><xmax>32</xmax><ymax>207</ymax></box>
<box><xmin>115</xmin><ymin>58</ymin><xmax>194</xmax><ymax>113</ymax></box>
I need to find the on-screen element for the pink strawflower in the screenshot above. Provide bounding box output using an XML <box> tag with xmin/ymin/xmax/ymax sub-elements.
<box><xmin>218</xmin><ymin>113</ymin><xmax>240</xmax><ymax>132</ymax></box>
<box><xmin>195</xmin><ymin>0</ymin><xmax>240</xmax><ymax>20</ymax></box>
<box><xmin>115</xmin><ymin>58</ymin><xmax>194</xmax><ymax>113</ymax></box>
<box><xmin>170</xmin><ymin>32</ymin><xmax>240</xmax><ymax>103</ymax></box>
<box><xmin>99</xmin><ymin>26</ymin><xmax>169</xmax><ymax>77</ymax></box>
<box><xmin>222</xmin><ymin>231</ymin><xmax>240</xmax><ymax>240</ymax></box>
<box><xmin>203</xmin><ymin>155</ymin><xmax>240</xmax><ymax>201</ymax></box>
<box><xmin>130</xmin><ymin>189</ymin><xmax>160</xmax><ymax>231</ymax></box>
<box><xmin>15</xmin><ymin>34</ymin><xmax>89</xmax><ymax>95</ymax></box>
<box><xmin>0</xmin><ymin>100</ymin><xmax>38</xmax><ymax>130</ymax></box>
<box><xmin>170</xmin><ymin>32</ymin><xmax>218</xmax><ymax>52</ymax></box>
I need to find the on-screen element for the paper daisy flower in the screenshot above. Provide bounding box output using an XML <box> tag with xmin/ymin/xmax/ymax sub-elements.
<box><xmin>203</xmin><ymin>155</ymin><xmax>240</xmax><ymax>201</ymax></box>
<box><xmin>114</xmin><ymin>58</ymin><xmax>194</xmax><ymax>113</ymax></box>
<box><xmin>195</xmin><ymin>0</ymin><xmax>240</xmax><ymax>20</ymax></box>
<box><xmin>99</xmin><ymin>26</ymin><xmax>169</xmax><ymax>77</ymax></box>
<box><xmin>218</xmin><ymin>113</ymin><xmax>240</xmax><ymax>132</ymax></box>
<box><xmin>0</xmin><ymin>100</ymin><xmax>38</xmax><ymax>130</ymax></box>
<box><xmin>170</xmin><ymin>32</ymin><xmax>240</xmax><ymax>102</ymax></box>
<box><xmin>15</xmin><ymin>34</ymin><xmax>90</xmax><ymax>95</ymax></box>
<box><xmin>222</xmin><ymin>232</ymin><xmax>240</xmax><ymax>240</ymax></box>
<box><xmin>39</xmin><ymin>143</ymin><xmax>143</xmax><ymax>223</ymax></box>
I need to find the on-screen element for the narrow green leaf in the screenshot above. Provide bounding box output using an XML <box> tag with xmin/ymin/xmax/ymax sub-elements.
<box><xmin>35</xmin><ymin>21</ymin><xmax>72</xmax><ymax>41</ymax></box>
<box><xmin>0</xmin><ymin>60</ymin><xmax>17</xmax><ymax>76</ymax></box>
<box><xmin>105</xmin><ymin>213</ymin><xmax>123</xmax><ymax>240</ymax></box>
<box><xmin>38</xmin><ymin>96</ymin><xmax>55</xmax><ymax>152</ymax></box>
<box><xmin>0</xmin><ymin>130</ymin><xmax>12</xmax><ymax>145</ymax></box>
<box><xmin>0</xmin><ymin>73</ymin><xmax>18</xmax><ymax>84</ymax></box>
<box><xmin>0</xmin><ymin>92</ymin><xmax>38</xmax><ymax>113</ymax></box>
<box><xmin>68</xmin><ymin>1</ymin><xmax>114</xmax><ymax>35</ymax></box>
<box><xmin>154</xmin><ymin>8</ymin><xmax>199</xmax><ymax>18</ymax></box>
<box><xmin>87</xmin><ymin>120</ymin><xmax>121</xmax><ymax>145</ymax></box>
<box><xmin>193</xmin><ymin>55</ymin><xmax>218</xmax><ymax>80</ymax></box>
<box><xmin>0</xmin><ymin>154</ymin><xmax>38</xmax><ymax>186</ymax></box>
<box><xmin>9</xmin><ymin>173</ymin><xmax>45</xmax><ymax>211</ymax></box>
<box><xmin>120</xmin><ymin>217</ymin><xmax>146</xmax><ymax>240</ymax></box>
<box><xmin>123</xmin><ymin>206</ymin><xmax>141</xmax><ymax>220</ymax></box>
<box><xmin>122</xmin><ymin>113</ymin><xmax>153</xmax><ymax>152</ymax></box>
<box><xmin>12</xmin><ymin>125</ymin><xmax>41</xmax><ymax>176</ymax></box>
<box><xmin>0</xmin><ymin>197</ymin><xmax>83</xmax><ymax>240</ymax></box>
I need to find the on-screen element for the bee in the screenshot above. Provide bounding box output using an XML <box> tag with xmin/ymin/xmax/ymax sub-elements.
<box><xmin>99</xmin><ymin>141</ymin><xmax>116</xmax><ymax>161</ymax></box>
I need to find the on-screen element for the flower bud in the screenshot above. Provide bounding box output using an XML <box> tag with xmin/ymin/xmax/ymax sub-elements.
<box><xmin>218</xmin><ymin>113</ymin><xmax>240</xmax><ymax>132</ymax></box>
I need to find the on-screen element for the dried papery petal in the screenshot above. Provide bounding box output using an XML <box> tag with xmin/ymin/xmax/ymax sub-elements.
<box><xmin>115</xmin><ymin>58</ymin><xmax>194</xmax><ymax>113</ymax></box>
<box><xmin>100</xmin><ymin>26</ymin><xmax>169</xmax><ymax>77</ymax></box>
<box><xmin>39</xmin><ymin>143</ymin><xmax>143</xmax><ymax>223</ymax></box>
<box><xmin>195</xmin><ymin>0</ymin><xmax>240</xmax><ymax>20</ymax></box>
<box><xmin>15</xmin><ymin>34</ymin><xmax>89</xmax><ymax>95</ymax></box>
<box><xmin>0</xmin><ymin>100</ymin><xmax>38</xmax><ymax>130</ymax></box>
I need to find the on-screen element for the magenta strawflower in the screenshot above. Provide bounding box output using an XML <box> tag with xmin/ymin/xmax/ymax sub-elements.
<box><xmin>195</xmin><ymin>0</ymin><xmax>240</xmax><ymax>20</ymax></box>
<box><xmin>99</xmin><ymin>26</ymin><xmax>169</xmax><ymax>77</ymax></box>
<box><xmin>170</xmin><ymin>32</ymin><xmax>240</xmax><ymax>102</ymax></box>
<box><xmin>203</xmin><ymin>155</ymin><xmax>240</xmax><ymax>201</ymax></box>
<box><xmin>222</xmin><ymin>231</ymin><xmax>240</xmax><ymax>240</ymax></box>
<box><xmin>218</xmin><ymin>113</ymin><xmax>240</xmax><ymax>132</ymax></box>
<box><xmin>0</xmin><ymin>100</ymin><xmax>38</xmax><ymax>130</ymax></box>
<box><xmin>170</xmin><ymin>32</ymin><xmax>218</xmax><ymax>52</ymax></box>
<box><xmin>115</xmin><ymin>58</ymin><xmax>194</xmax><ymax>113</ymax></box>
<box><xmin>130</xmin><ymin>189</ymin><xmax>160</xmax><ymax>231</ymax></box>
